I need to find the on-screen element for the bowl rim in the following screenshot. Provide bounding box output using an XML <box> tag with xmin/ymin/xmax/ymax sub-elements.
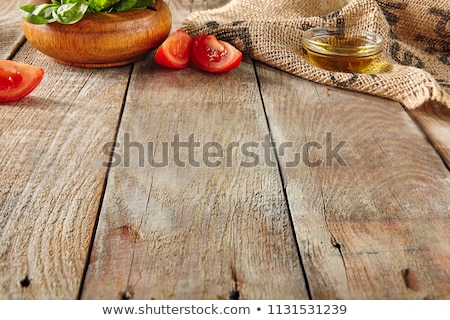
<box><xmin>302</xmin><ymin>27</ymin><xmax>384</xmax><ymax>57</ymax></box>
<box><xmin>21</xmin><ymin>0</ymin><xmax>172</xmax><ymax>68</ymax></box>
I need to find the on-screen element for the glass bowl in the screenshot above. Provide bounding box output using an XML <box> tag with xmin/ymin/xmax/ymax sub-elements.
<box><xmin>302</xmin><ymin>27</ymin><xmax>385</xmax><ymax>73</ymax></box>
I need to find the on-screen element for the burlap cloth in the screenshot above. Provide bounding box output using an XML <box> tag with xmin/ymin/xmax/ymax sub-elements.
<box><xmin>182</xmin><ymin>0</ymin><xmax>449</xmax><ymax>111</ymax></box>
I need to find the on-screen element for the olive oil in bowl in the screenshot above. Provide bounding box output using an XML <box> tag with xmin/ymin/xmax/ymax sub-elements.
<box><xmin>302</xmin><ymin>28</ymin><xmax>385</xmax><ymax>73</ymax></box>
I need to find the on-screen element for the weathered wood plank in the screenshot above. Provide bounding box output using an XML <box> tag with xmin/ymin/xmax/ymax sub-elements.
<box><xmin>256</xmin><ymin>62</ymin><xmax>450</xmax><ymax>299</ymax></box>
<box><xmin>0</xmin><ymin>45</ymin><xmax>130</xmax><ymax>298</ymax></box>
<box><xmin>0</xmin><ymin>1</ymin><xmax>28</xmax><ymax>59</ymax></box>
<box><xmin>81</xmin><ymin>60</ymin><xmax>308</xmax><ymax>300</ymax></box>
<box><xmin>409</xmin><ymin>101</ymin><xmax>450</xmax><ymax>170</ymax></box>
<box><xmin>165</xmin><ymin>0</ymin><xmax>192</xmax><ymax>31</ymax></box>
<box><xmin>81</xmin><ymin>0</ymin><xmax>308</xmax><ymax>300</ymax></box>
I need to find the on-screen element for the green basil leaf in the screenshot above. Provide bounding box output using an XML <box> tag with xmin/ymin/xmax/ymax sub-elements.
<box><xmin>20</xmin><ymin>4</ymin><xmax>58</xmax><ymax>24</ymax></box>
<box><xmin>113</xmin><ymin>0</ymin><xmax>137</xmax><ymax>12</ymax></box>
<box><xmin>113</xmin><ymin>0</ymin><xmax>155</xmax><ymax>12</ymax></box>
<box><xmin>89</xmin><ymin>0</ymin><xmax>121</xmax><ymax>12</ymax></box>
<box><xmin>21</xmin><ymin>0</ymin><xmax>154</xmax><ymax>25</ymax></box>
<box><xmin>52</xmin><ymin>1</ymin><xmax>89</xmax><ymax>24</ymax></box>
<box><xmin>132</xmin><ymin>0</ymin><xmax>156</xmax><ymax>9</ymax></box>
<box><xmin>60</xmin><ymin>0</ymin><xmax>84</xmax><ymax>4</ymax></box>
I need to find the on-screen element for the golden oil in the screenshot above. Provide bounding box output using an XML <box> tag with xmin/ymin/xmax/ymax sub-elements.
<box><xmin>302</xmin><ymin>29</ymin><xmax>385</xmax><ymax>74</ymax></box>
<box><xmin>305</xmin><ymin>46</ymin><xmax>381</xmax><ymax>73</ymax></box>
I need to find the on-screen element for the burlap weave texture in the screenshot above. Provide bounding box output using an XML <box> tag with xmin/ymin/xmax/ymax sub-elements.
<box><xmin>182</xmin><ymin>0</ymin><xmax>449</xmax><ymax>110</ymax></box>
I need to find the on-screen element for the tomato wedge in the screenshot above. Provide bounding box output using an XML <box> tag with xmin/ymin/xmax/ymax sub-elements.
<box><xmin>0</xmin><ymin>60</ymin><xmax>44</xmax><ymax>103</ymax></box>
<box><xmin>154</xmin><ymin>30</ymin><xmax>193</xmax><ymax>69</ymax></box>
<box><xmin>190</xmin><ymin>34</ymin><xmax>242</xmax><ymax>73</ymax></box>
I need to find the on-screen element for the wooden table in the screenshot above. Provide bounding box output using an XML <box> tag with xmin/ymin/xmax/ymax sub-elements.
<box><xmin>1</xmin><ymin>0</ymin><xmax>449</xmax><ymax>300</ymax></box>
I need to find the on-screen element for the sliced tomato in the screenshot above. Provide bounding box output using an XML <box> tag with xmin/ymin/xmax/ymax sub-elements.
<box><xmin>190</xmin><ymin>34</ymin><xmax>242</xmax><ymax>73</ymax></box>
<box><xmin>0</xmin><ymin>60</ymin><xmax>44</xmax><ymax>103</ymax></box>
<box><xmin>154</xmin><ymin>30</ymin><xmax>193</xmax><ymax>69</ymax></box>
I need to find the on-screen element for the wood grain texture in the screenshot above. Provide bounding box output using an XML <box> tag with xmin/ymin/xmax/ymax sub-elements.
<box><xmin>81</xmin><ymin>56</ymin><xmax>308</xmax><ymax>299</ymax></box>
<box><xmin>2</xmin><ymin>0</ymin><xmax>448</xmax><ymax>301</ymax></box>
<box><xmin>0</xmin><ymin>0</ymin><xmax>29</xmax><ymax>59</ymax></box>
<box><xmin>166</xmin><ymin>0</ymin><xmax>192</xmax><ymax>30</ymax></box>
<box><xmin>256</xmin><ymin>62</ymin><xmax>450</xmax><ymax>299</ymax></box>
<box><xmin>409</xmin><ymin>101</ymin><xmax>450</xmax><ymax>169</ymax></box>
<box><xmin>81</xmin><ymin>0</ymin><xmax>306</xmax><ymax>301</ymax></box>
<box><xmin>0</xmin><ymin>42</ymin><xmax>130</xmax><ymax>297</ymax></box>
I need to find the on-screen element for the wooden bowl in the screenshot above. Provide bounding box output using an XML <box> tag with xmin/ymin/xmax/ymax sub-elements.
<box><xmin>21</xmin><ymin>0</ymin><xmax>172</xmax><ymax>68</ymax></box>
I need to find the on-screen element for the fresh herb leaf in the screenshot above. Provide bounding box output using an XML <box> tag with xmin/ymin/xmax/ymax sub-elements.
<box><xmin>52</xmin><ymin>1</ymin><xmax>89</xmax><ymax>24</ymax></box>
<box><xmin>89</xmin><ymin>0</ymin><xmax>121</xmax><ymax>12</ymax></box>
<box><xmin>113</xmin><ymin>0</ymin><xmax>137</xmax><ymax>12</ymax></box>
<box><xmin>21</xmin><ymin>0</ymin><xmax>157</xmax><ymax>25</ymax></box>
<box><xmin>20</xmin><ymin>3</ymin><xmax>58</xmax><ymax>24</ymax></box>
<box><xmin>132</xmin><ymin>0</ymin><xmax>156</xmax><ymax>9</ymax></box>
<box><xmin>113</xmin><ymin>0</ymin><xmax>155</xmax><ymax>12</ymax></box>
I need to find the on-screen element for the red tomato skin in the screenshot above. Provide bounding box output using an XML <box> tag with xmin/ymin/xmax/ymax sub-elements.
<box><xmin>0</xmin><ymin>60</ymin><xmax>44</xmax><ymax>103</ymax></box>
<box><xmin>154</xmin><ymin>30</ymin><xmax>193</xmax><ymax>69</ymax></box>
<box><xmin>190</xmin><ymin>34</ymin><xmax>242</xmax><ymax>73</ymax></box>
